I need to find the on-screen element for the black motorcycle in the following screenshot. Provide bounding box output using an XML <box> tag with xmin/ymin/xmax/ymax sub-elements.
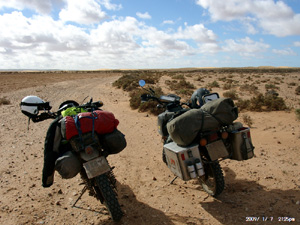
<box><xmin>21</xmin><ymin>98</ymin><xmax>124</xmax><ymax>221</ymax></box>
<box><xmin>139</xmin><ymin>80</ymin><xmax>254</xmax><ymax>197</ymax></box>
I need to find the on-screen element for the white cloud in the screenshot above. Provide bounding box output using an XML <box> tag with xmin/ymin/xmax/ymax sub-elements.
<box><xmin>272</xmin><ymin>48</ymin><xmax>297</xmax><ymax>56</ymax></box>
<box><xmin>0</xmin><ymin>0</ymin><xmax>64</xmax><ymax>15</ymax></box>
<box><xmin>223</xmin><ymin>37</ymin><xmax>270</xmax><ymax>56</ymax></box>
<box><xmin>0</xmin><ymin>8</ymin><xmax>222</xmax><ymax>69</ymax></box>
<box><xmin>175</xmin><ymin>24</ymin><xmax>217</xmax><ymax>43</ymax></box>
<box><xmin>59</xmin><ymin>0</ymin><xmax>106</xmax><ymax>25</ymax></box>
<box><xmin>99</xmin><ymin>0</ymin><xmax>122</xmax><ymax>11</ymax></box>
<box><xmin>196</xmin><ymin>0</ymin><xmax>300</xmax><ymax>37</ymax></box>
<box><xmin>294</xmin><ymin>41</ymin><xmax>300</xmax><ymax>47</ymax></box>
<box><xmin>136</xmin><ymin>12</ymin><xmax>151</xmax><ymax>19</ymax></box>
<box><xmin>162</xmin><ymin>20</ymin><xmax>175</xmax><ymax>25</ymax></box>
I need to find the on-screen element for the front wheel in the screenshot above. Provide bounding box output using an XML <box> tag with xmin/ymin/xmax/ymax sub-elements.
<box><xmin>198</xmin><ymin>161</ymin><xmax>224</xmax><ymax>197</ymax></box>
<box><xmin>94</xmin><ymin>174</ymin><xmax>123</xmax><ymax>221</ymax></box>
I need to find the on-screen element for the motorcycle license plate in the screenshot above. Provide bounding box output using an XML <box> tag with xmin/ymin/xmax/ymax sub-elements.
<box><xmin>206</xmin><ymin>140</ymin><xmax>229</xmax><ymax>161</ymax></box>
<box><xmin>83</xmin><ymin>156</ymin><xmax>110</xmax><ymax>179</ymax></box>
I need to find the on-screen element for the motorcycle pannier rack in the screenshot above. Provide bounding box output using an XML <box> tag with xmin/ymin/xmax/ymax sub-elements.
<box><xmin>164</xmin><ymin>142</ymin><xmax>203</xmax><ymax>181</ymax></box>
<box><xmin>229</xmin><ymin>127</ymin><xmax>254</xmax><ymax>160</ymax></box>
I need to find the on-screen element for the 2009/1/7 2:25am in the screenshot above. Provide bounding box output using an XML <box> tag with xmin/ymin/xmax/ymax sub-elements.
<box><xmin>246</xmin><ymin>216</ymin><xmax>296</xmax><ymax>222</ymax></box>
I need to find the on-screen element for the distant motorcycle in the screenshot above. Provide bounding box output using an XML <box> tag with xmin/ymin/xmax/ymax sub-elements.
<box><xmin>20</xmin><ymin>96</ymin><xmax>125</xmax><ymax>221</ymax></box>
<box><xmin>139</xmin><ymin>80</ymin><xmax>254</xmax><ymax>197</ymax></box>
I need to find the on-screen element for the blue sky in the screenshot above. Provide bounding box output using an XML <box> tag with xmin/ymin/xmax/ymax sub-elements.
<box><xmin>0</xmin><ymin>0</ymin><xmax>299</xmax><ymax>70</ymax></box>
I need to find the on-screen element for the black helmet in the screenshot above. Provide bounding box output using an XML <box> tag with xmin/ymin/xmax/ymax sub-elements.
<box><xmin>190</xmin><ymin>88</ymin><xmax>210</xmax><ymax>108</ymax></box>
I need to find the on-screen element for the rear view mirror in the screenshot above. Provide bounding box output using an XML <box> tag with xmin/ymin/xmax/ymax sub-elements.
<box><xmin>202</xmin><ymin>93</ymin><xmax>219</xmax><ymax>104</ymax></box>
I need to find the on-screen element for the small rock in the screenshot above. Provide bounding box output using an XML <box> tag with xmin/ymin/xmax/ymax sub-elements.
<box><xmin>153</xmin><ymin>177</ymin><xmax>157</xmax><ymax>181</ymax></box>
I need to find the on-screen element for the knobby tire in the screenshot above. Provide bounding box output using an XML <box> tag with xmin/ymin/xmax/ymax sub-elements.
<box><xmin>200</xmin><ymin>161</ymin><xmax>224</xmax><ymax>197</ymax></box>
<box><xmin>95</xmin><ymin>174</ymin><xmax>123</xmax><ymax>221</ymax></box>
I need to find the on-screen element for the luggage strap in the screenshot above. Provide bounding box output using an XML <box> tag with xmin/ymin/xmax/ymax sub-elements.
<box><xmin>242</xmin><ymin>132</ymin><xmax>255</xmax><ymax>158</ymax></box>
<box><xmin>74</xmin><ymin>112</ymin><xmax>98</xmax><ymax>150</ymax></box>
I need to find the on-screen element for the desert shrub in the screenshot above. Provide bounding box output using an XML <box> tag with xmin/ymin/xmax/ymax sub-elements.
<box><xmin>263</xmin><ymin>94</ymin><xmax>287</xmax><ymax>111</ymax></box>
<box><xmin>237</xmin><ymin>93</ymin><xmax>287</xmax><ymax>112</ymax></box>
<box><xmin>207</xmin><ymin>81</ymin><xmax>220</xmax><ymax>88</ymax></box>
<box><xmin>223</xmin><ymin>90</ymin><xmax>239</xmax><ymax>100</ymax></box>
<box><xmin>223</xmin><ymin>83</ymin><xmax>232</xmax><ymax>90</ymax></box>
<box><xmin>172</xmin><ymin>74</ymin><xmax>185</xmax><ymax>80</ymax></box>
<box><xmin>288</xmin><ymin>82</ymin><xmax>297</xmax><ymax>86</ymax></box>
<box><xmin>240</xmin><ymin>84</ymin><xmax>258</xmax><ymax>94</ymax></box>
<box><xmin>295</xmin><ymin>109</ymin><xmax>300</xmax><ymax>120</ymax></box>
<box><xmin>195</xmin><ymin>76</ymin><xmax>204</xmax><ymax>82</ymax></box>
<box><xmin>236</xmin><ymin>99</ymin><xmax>250</xmax><ymax>111</ymax></box>
<box><xmin>166</xmin><ymin>79</ymin><xmax>195</xmax><ymax>96</ymax></box>
<box><xmin>218</xmin><ymin>77</ymin><xmax>227</xmax><ymax>82</ymax></box>
<box><xmin>129</xmin><ymin>87</ymin><xmax>165</xmax><ymax>115</ymax></box>
<box><xmin>265</xmin><ymin>83</ymin><xmax>279</xmax><ymax>90</ymax></box>
<box><xmin>242</xmin><ymin>114</ymin><xmax>253</xmax><ymax>127</ymax></box>
<box><xmin>295</xmin><ymin>86</ymin><xmax>300</xmax><ymax>95</ymax></box>
<box><xmin>0</xmin><ymin>97</ymin><xmax>10</xmax><ymax>105</ymax></box>
<box><xmin>113</xmin><ymin>72</ymin><xmax>159</xmax><ymax>92</ymax></box>
<box><xmin>249</xmin><ymin>94</ymin><xmax>265</xmax><ymax>111</ymax></box>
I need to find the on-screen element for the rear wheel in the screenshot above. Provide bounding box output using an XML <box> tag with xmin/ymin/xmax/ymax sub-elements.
<box><xmin>94</xmin><ymin>174</ymin><xmax>123</xmax><ymax>221</ymax></box>
<box><xmin>198</xmin><ymin>161</ymin><xmax>224</xmax><ymax>197</ymax></box>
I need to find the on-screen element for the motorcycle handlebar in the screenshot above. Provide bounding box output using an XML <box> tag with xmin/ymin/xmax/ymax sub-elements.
<box><xmin>32</xmin><ymin>100</ymin><xmax>104</xmax><ymax>122</ymax></box>
<box><xmin>32</xmin><ymin>112</ymin><xmax>56</xmax><ymax>123</ymax></box>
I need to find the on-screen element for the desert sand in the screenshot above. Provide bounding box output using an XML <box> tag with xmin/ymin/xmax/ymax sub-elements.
<box><xmin>0</xmin><ymin>69</ymin><xmax>299</xmax><ymax>225</ymax></box>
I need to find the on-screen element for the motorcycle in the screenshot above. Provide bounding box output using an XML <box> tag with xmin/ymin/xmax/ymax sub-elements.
<box><xmin>139</xmin><ymin>80</ymin><xmax>254</xmax><ymax>197</ymax></box>
<box><xmin>20</xmin><ymin>97</ymin><xmax>124</xmax><ymax>221</ymax></box>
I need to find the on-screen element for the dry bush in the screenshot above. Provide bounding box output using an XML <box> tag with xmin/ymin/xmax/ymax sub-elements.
<box><xmin>295</xmin><ymin>109</ymin><xmax>300</xmax><ymax>120</ymax></box>
<box><xmin>166</xmin><ymin>79</ymin><xmax>195</xmax><ymax>96</ymax></box>
<box><xmin>0</xmin><ymin>97</ymin><xmax>10</xmax><ymax>105</ymax></box>
<box><xmin>236</xmin><ymin>93</ymin><xmax>287</xmax><ymax>112</ymax></box>
<box><xmin>207</xmin><ymin>80</ymin><xmax>220</xmax><ymax>88</ymax></box>
<box><xmin>265</xmin><ymin>83</ymin><xmax>279</xmax><ymax>90</ymax></box>
<box><xmin>129</xmin><ymin>87</ymin><xmax>165</xmax><ymax>115</ymax></box>
<box><xmin>113</xmin><ymin>72</ymin><xmax>160</xmax><ymax>92</ymax></box>
<box><xmin>171</xmin><ymin>74</ymin><xmax>185</xmax><ymax>80</ymax></box>
<box><xmin>223</xmin><ymin>90</ymin><xmax>239</xmax><ymax>100</ymax></box>
<box><xmin>240</xmin><ymin>84</ymin><xmax>258</xmax><ymax>94</ymax></box>
<box><xmin>296</xmin><ymin>86</ymin><xmax>300</xmax><ymax>95</ymax></box>
<box><xmin>242</xmin><ymin>114</ymin><xmax>253</xmax><ymax>127</ymax></box>
<box><xmin>223</xmin><ymin>83</ymin><xmax>232</xmax><ymax>90</ymax></box>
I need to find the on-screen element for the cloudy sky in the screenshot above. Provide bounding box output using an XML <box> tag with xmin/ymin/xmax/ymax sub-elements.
<box><xmin>0</xmin><ymin>0</ymin><xmax>299</xmax><ymax>70</ymax></box>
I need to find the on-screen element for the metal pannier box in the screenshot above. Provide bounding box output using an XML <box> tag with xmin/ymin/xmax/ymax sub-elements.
<box><xmin>229</xmin><ymin>127</ymin><xmax>254</xmax><ymax>161</ymax></box>
<box><xmin>164</xmin><ymin>142</ymin><xmax>201</xmax><ymax>181</ymax></box>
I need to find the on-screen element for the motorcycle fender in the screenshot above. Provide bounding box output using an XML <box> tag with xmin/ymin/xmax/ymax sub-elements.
<box><xmin>83</xmin><ymin>156</ymin><xmax>110</xmax><ymax>179</ymax></box>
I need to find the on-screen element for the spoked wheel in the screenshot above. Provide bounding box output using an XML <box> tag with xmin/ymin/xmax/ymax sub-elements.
<box><xmin>94</xmin><ymin>174</ymin><xmax>123</xmax><ymax>221</ymax></box>
<box><xmin>198</xmin><ymin>161</ymin><xmax>224</xmax><ymax>197</ymax></box>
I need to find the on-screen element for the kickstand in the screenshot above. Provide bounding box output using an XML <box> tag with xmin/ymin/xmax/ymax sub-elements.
<box><xmin>72</xmin><ymin>185</ymin><xmax>88</xmax><ymax>207</ymax></box>
<box><xmin>170</xmin><ymin>176</ymin><xmax>178</xmax><ymax>184</ymax></box>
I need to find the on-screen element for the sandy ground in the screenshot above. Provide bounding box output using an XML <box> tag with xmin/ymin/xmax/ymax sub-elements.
<box><xmin>0</xmin><ymin>71</ymin><xmax>299</xmax><ymax>225</ymax></box>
